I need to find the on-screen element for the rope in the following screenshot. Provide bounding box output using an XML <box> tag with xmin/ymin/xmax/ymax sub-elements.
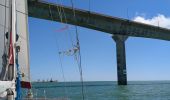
<box><xmin>49</xmin><ymin>4</ymin><xmax>53</xmax><ymax>20</ymax></box>
<box><xmin>56</xmin><ymin>0</ymin><xmax>75</xmax><ymax>49</ymax></box>
<box><xmin>55</xmin><ymin>2</ymin><xmax>72</xmax><ymax>51</ymax></box>
<box><xmin>51</xmin><ymin>1</ymin><xmax>86</xmax><ymax>99</ymax></box>
<box><xmin>88</xmin><ymin>0</ymin><xmax>91</xmax><ymax>12</ymax></box>
<box><xmin>16</xmin><ymin>46</ymin><xmax>22</xmax><ymax>100</ymax></box>
<box><xmin>49</xmin><ymin>4</ymin><xmax>69</xmax><ymax>33</ymax></box>
<box><xmin>56</xmin><ymin>2</ymin><xmax>63</xmax><ymax>22</ymax></box>
<box><xmin>88</xmin><ymin>0</ymin><xmax>91</xmax><ymax>23</ymax></box>
<box><xmin>60</xmin><ymin>0</ymin><xmax>74</xmax><ymax>47</ymax></box>
<box><xmin>15</xmin><ymin>2</ymin><xmax>21</xmax><ymax>99</ymax></box>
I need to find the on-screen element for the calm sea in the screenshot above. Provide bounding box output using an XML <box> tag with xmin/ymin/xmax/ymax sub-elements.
<box><xmin>22</xmin><ymin>81</ymin><xmax>170</xmax><ymax>100</ymax></box>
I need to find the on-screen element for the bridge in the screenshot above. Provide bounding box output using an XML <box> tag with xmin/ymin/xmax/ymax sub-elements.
<box><xmin>28</xmin><ymin>0</ymin><xmax>170</xmax><ymax>85</ymax></box>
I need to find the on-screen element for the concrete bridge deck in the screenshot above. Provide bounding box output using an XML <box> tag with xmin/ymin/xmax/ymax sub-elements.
<box><xmin>28</xmin><ymin>0</ymin><xmax>170</xmax><ymax>41</ymax></box>
<box><xmin>28</xmin><ymin>0</ymin><xmax>170</xmax><ymax>85</ymax></box>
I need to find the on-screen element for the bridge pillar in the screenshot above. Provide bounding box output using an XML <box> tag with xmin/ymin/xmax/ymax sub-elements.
<box><xmin>112</xmin><ymin>35</ymin><xmax>128</xmax><ymax>85</ymax></box>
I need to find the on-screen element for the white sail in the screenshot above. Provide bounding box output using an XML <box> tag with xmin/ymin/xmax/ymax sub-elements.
<box><xmin>0</xmin><ymin>0</ymin><xmax>16</xmax><ymax>98</ymax></box>
<box><xmin>0</xmin><ymin>1</ymin><xmax>5</xmax><ymax>75</ymax></box>
<box><xmin>16</xmin><ymin>0</ymin><xmax>31</xmax><ymax>88</ymax></box>
<box><xmin>0</xmin><ymin>0</ymin><xmax>30</xmax><ymax>87</ymax></box>
<box><xmin>0</xmin><ymin>0</ymin><xmax>9</xmax><ymax>80</ymax></box>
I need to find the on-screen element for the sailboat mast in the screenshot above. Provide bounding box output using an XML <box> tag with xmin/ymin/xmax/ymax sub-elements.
<box><xmin>11</xmin><ymin>0</ymin><xmax>17</xmax><ymax>98</ymax></box>
<box><xmin>10</xmin><ymin>0</ymin><xmax>16</xmax><ymax>75</ymax></box>
<box><xmin>6</xmin><ymin>0</ymin><xmax>17</xmax><ymax>99</ymax></box>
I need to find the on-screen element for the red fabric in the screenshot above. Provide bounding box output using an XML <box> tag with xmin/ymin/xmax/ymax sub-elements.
<box><xmin>56</xmin><ymin>25</ymin><xmax>69</xmax><ymax>32</ymax></box>
<box><xmin>21</xmin><ymin>81</ymin><xmax>31</xmax><ymax>89</ymax></box>
<box><xmin>9</xmin><ymin>32</ymin><xmax>14</xmax><ymax>64</ymax></box>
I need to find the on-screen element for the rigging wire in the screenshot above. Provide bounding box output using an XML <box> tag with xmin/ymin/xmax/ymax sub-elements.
<box><xmin>55</xmin><ymin>2</ymin><xmax>77</xmax><ymax>57</ymax></box>
<box><xmin>88</xmin><ymin>0</ymin><xmax>91</xmax><ymax>12</ymax></box>
<box><xmin>70</xmin><ymin>0</ymin><xmax>85</xmax><ymax>100</ymax></box>
<box><xmin>52</xmin><ymin>0</ymin><xmax>86</xmax><ymax>99</ymax></box>
<box><xmin>55</xmin><ymin>0</ymin><xmax>74</xmax><ymax>52</ymax></box>
<box><xmin>56</xmin><ymin>0</ymin><xmax>75</xmax><ymax>49</ymax></box>
<box><xmin>49</xmin><ymin>4</ymin><xmax>68</xmax><ymax>98</ymax></box>
<box><xmin>56</xmin><ymin>40</ymin><xmax>69</xmax><ymax>99</ymax></box>
<box><xmin>88</xmin><ymin>0</ymin><xmax>91</xmax><ymax>23</ymax></box>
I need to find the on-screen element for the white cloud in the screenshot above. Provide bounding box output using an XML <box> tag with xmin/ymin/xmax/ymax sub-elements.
<box><xmin>133</xmin><ymin>14</ymin><xmax>170</xmax><ymax>29</ymax></box>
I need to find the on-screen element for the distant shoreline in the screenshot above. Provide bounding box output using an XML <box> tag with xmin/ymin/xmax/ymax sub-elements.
<box><xmin>32</xmin><ymin>80</ymin><xmax>170</xmax><ymax>83</ymax></box>
<box><xmin>30</xmin><ymin>81</ymin><xmax>170</xmax><ymax>89</ymax></box>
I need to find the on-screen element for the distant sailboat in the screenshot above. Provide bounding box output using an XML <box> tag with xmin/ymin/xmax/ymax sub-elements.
<box><xmin>0</xmin><ymin>0</ymin><xmax>32</xmax><ymax>99</ymax></box>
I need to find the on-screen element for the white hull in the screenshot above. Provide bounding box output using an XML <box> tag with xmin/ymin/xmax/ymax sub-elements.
<box><xmin>0</xmin><ymin>81</ymin><xmax>15</xmax><ymax>97</ymax></box>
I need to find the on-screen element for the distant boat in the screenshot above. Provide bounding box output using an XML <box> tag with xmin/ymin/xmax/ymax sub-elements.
<box><xmin>50</xmin><ymin>78</ymin><xmax>53</xmax><ymax>82</ymax></box>
<box><xmin>36</xmin><ymin>79</ymin><xmax>58</xmax><ymax>83</ymax></box>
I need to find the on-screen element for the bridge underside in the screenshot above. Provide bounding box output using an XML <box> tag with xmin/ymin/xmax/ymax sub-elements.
<box><xmin>28</xmin><ymin>0</ymin><xmax>170</xmax><ymax>85</ymax></box>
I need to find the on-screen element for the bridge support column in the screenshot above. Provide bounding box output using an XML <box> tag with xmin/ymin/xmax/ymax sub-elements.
<box><xmin>112</xmin><ymin>35</ymin><xmax>128</xmax><ymax>85</ymax></box>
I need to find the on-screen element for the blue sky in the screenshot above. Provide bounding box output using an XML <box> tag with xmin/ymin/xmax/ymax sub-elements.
<box><xmin>29</xmin><ymin>0</ymin><xmax>170</xmax><ymax>82</ymax></box>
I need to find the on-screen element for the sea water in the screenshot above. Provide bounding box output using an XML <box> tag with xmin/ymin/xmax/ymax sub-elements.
<box><xmin>22</xmin><ymin>81</ymin><xmax>170</xmax><ymax>100</ymax></box>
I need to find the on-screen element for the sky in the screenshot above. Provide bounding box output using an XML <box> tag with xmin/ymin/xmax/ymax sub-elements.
<box><xmin>29</xmin><ymin>0</ymin><xmax>170</xmax><ymax>82</ymax></box>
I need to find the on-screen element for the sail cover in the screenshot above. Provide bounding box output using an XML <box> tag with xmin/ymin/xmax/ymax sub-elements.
<box><xmin>0</xmin><ymin>0</ymin><xmax>31</xmax><ymax>88</ymax></box>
